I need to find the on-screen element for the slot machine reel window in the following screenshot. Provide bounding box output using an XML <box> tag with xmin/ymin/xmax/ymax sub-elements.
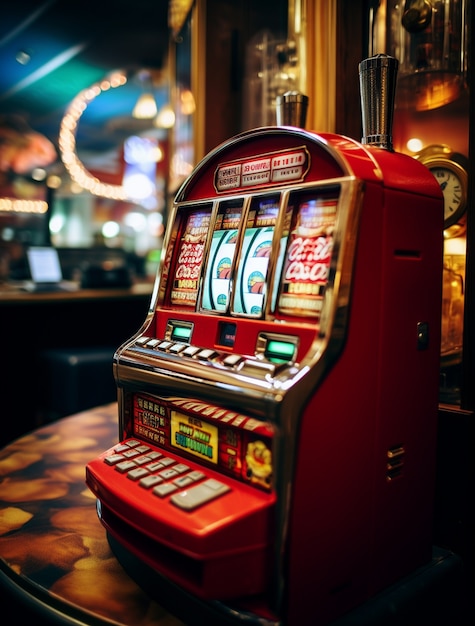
<box><xmin>232</xmin><ymin>195</ymin><xmax>280</xmax><ymax>317</ymax></box>
<box><xmin>164</xmin><ymin>185</ymin><xmax>340</xmax><ymax>323</ymax></box>
<box><xmin>201</xmin><ymin>200</ymin><xmax>244</xmax><ymax>312</ymax></box>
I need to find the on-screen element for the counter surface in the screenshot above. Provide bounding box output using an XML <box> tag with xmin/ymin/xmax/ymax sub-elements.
<box><xmin>0</xmin><ymin>403</ymin><xmax>185</xmax><ymax>626</ymax></box>
<box><xmin>0</xmin><ymin>280</ymin><xmax>154</xmax><ymax>305</ymax></box>
<box><xmin>0</xmin><ymin>282</ymin><xmax>153</xmax><ymax>445</ymax></box>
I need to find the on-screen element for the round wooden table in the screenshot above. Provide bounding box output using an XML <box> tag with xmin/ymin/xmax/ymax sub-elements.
<box><xmin>0</xmin><ymin>404</ymin><xmax>468</xmax><ymax>625</ymax></box>
<box><xmin>0</xmin><ymin>403</ymin><xmax>185</xmax><ymax>626</ymax></box>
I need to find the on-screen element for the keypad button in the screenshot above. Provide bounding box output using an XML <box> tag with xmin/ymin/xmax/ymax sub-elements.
<box><xmin>188</xmin><ymin>470</ymin><xmax>205</xmax><ymax>481</ymax></box>
<box><xmin>159</xmin><ymin>457</ymin><xmax>175</xmax><ymax>467</ymax></box>
<box><xmin>173</xmin><ymin>463</ymin><xmax>190</xmax><ymax>474</ymax></box>
<box><xmin>170</xmin><ymin>478</ymin><xmax>230</xmax><ymax>511</ymax></box>
<box><xmin>104</xmin><ymin>454</ymin><xmax>125</xmax><ymax>465</ymax></box>
<box><xmin>153</xmin><ymin>482</ymin><xmax>178</xmax><ymax>497</ymax></box>
<box><xmin>147</xmin><ymin>451</ymin><xmax>163</xmax><ymax>460</ymax></box>
<box><xmin>134</xmin><ymin>455</ymin><xmax>152</xmax><ymax>466</ymax></box>
<box><xmin>147</xmin><ymin>461</ymin><xmax>164</xmax><ymax>472</ymax></box>
<box><xmin>136</xmin><ymin>445</ymin><xmax>151</xmax><ymax>453</ymax></box>
<box><xmin>174</xmin><ymin>475</ymin><xmax>194</xmax><ymax>488</ymax></box>
<box><xmin>159</xmin><ymin>468</ymin><xmax>178</xmax><ymax>480</ymax></box>
<box><xmin>204</xmin><ymin>478</ymin><xmax>225</xmax><ymax>491</ymax></box>
<box><xmin>115</xmin><ymin>460</ymin><xmax>138</xmax><ymax>473</ymax></box>
<box><xmin>127</xmin><ymin>467</ymin><xmax>150</xmax><ymax>481</ymax></box>
<box><xmin>123</xmin><ymin>449</ymin><xmax>140</xmax><ymax>458</ymax></box>
<box><xmin>139</xmin><ymin>475</ymin><xmax>163</xmax><ymax>489</ymax></box>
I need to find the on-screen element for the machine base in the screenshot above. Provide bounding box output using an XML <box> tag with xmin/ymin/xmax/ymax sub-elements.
<box><xmin>108</xmin><ymin>534</ymin><xmax>466</xmax><ymax>626</ymax></box>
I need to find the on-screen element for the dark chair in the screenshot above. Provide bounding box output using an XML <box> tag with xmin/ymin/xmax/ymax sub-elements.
<box><xmin>37</xmin><ymin>346</ymin><xmax>118</xmax><ymax>422</ymax></box>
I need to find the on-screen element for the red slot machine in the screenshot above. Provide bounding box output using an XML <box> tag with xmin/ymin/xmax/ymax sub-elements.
<box><xmin>86</xmin><ymin>56</ymin><xmax>444</xmax><ymax>625</ymax></box>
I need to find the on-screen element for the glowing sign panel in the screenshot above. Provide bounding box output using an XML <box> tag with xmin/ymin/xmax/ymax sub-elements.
<box><xmin>171</xmin><ymin>411</ymin><xmax>219</xmax><ymax>464</ymax></box>
<box><xmin>215</xmin><ymin>147</ymin><xmax>308</xmax><ymax>192</ymax></box>
<box><xmin>279</xmin><ymin>197</ymin><xmax>337</xmax><ymax>317</ymax></box>
<box><xmin>171</xmin><ymin>210</ymin><xmax>211</xmax><ymax>306</ymax></box>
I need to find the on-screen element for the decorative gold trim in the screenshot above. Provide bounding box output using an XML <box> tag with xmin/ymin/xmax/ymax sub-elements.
<box><xmin>191</xmin><ymin>0</ymin><xmax>206</xmax><ymax>163</ymax></box>
<box><xmin>299</xmin><ymin>0</ymin><xmax>337</xmax><ymax>132</ymax></box>
<box><xmin>168</xmin><ymin>0</ymin><xmax>194</xmax><ymax>39</ymax></box>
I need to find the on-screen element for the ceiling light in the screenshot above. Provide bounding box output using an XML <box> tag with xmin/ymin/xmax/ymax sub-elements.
<box><xmin>154</xmin><ymin>104</ymin><xmax>175</xmax><ymax>129</ymax></box>
<box><xmin>31</xmin><ymin>167</ymin><xmax>47</xmax><ymax>181</ymax></box>
<box><xmin>132</xmin><ymin>69</ymin><xmax>158</xmax><ymax>119</ymax></box>
<box><xmin>180</xmin><ymin>89</ymin><xmax>196</xmax><ymax>115</ymax></box>
<box><xmin>15</xmin><ymin>49</ymin><xmax>31</xmax><ymax>65</ymax></box>
<box><xmin>132</xmin><ymin>92</ymin><xmax>158</xmax><ymax>119</ymax></box>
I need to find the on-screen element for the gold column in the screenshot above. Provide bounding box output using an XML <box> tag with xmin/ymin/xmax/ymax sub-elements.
<box><xmin>291</xmin><ymin>0</ymin><xmax>337</xmax><ymax>132</ymax></box>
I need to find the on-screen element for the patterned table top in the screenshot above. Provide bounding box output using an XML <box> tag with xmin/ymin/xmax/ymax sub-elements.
<box><xmin>0</xmin><ymin>403</ymin><xmax>185</xmax><ymax>626</ymax></box>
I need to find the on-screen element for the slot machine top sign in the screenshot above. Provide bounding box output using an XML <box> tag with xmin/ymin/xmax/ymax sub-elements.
<box><xmin>175</xmin><ymin>128</ymin><xmax>442</xmax><ymax>203</ymax></box>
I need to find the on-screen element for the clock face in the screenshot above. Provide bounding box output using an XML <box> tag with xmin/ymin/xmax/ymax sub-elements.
<box><xmin>430</xmin><ymin>166</ymin><xmax>465</xmax><ymax>224</ymax></box>
<box><xmin>416</xmin><ymin>150</ymin><xmax>468</xmax><ymax>228</ymax></box>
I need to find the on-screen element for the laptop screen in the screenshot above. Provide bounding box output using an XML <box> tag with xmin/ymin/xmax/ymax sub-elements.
<box><xmin>27</xmin><ymin>247</ymin><xmax>63</xmax><ymax>283</ymax></box>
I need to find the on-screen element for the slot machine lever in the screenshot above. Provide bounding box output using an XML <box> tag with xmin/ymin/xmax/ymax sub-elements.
<box><xmin>276</xmin><ymin>91</ymin><xmax>309</xmax><ymax>128</ymax></box>
<box><xmin>359</xmin><ymin>54</ymin><xmax>399</xmax><ymax>151</ymax></box>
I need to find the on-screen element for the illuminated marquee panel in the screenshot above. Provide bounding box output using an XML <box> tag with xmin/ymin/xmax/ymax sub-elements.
<box><xmin>133</xmin><ymin>394</ymin><xmax>274</xmax><ymax>491</ymax></box>
<box><xmin>214</xmin><ymin>146</ymin><xmax>309</xmax><ymax>191</ymax></box>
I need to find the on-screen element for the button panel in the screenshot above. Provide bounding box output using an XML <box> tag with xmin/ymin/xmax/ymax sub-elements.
<box><xmin>103</xmin><ymin>439</ymin><xmax>231</xmax><ymax>512</ymax></box>
<box><xmin>133</xmin><ymin>335</ymin><xmax>276</xmax><ymax>376</ymax></box>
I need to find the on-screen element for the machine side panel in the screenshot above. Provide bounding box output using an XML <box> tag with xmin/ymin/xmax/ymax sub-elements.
<box><xmin>285</xmin><ymin>183</ymin><xmax>443</xmax><ymax>624</ymax></box>
<box><xmin>370</xmin><ymin>187</ymin><xmax>443</xmax><ymax>587</ymax></box>
<box><xmin>284</xmin><ymin>181</ymin><xmax>384</xmax><ymax>623</ymax></box>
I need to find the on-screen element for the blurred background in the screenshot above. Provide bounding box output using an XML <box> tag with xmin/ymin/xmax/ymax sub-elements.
<box><xmin>0</xmin><ymin>0</ymin><xmax>290</xmax><ymax>284</ymax></box>
<box><xmin>0</xmin><ymin>0</ymin><xmax>174</xmax><ymax>281</ymax></box>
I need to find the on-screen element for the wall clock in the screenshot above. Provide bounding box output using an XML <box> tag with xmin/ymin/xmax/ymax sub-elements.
<box><xmin>415</xmin><ymin>144</ymin><xmax>468</xmax><ymax>229</ymax></box>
